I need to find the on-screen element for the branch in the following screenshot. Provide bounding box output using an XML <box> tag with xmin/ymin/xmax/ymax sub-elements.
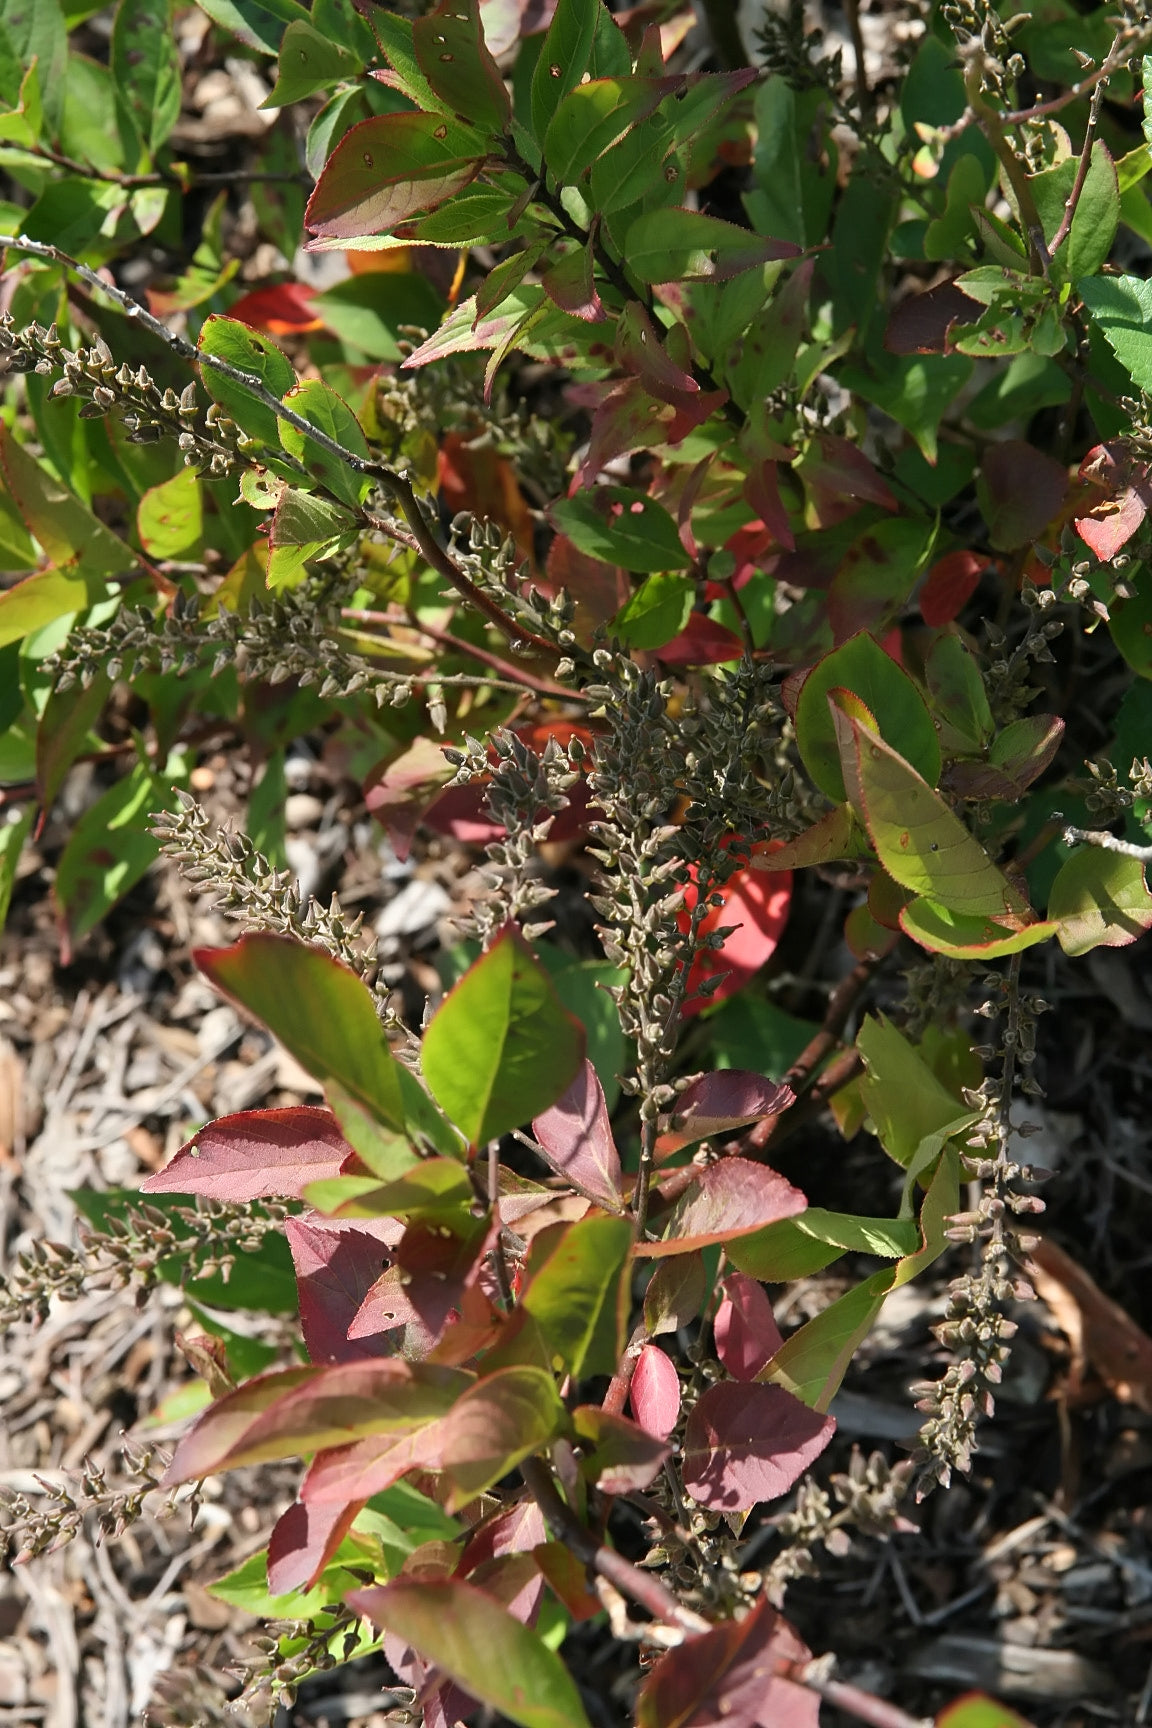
<box><xmin>744</xmin><ymin>958</ymin><xmax>875</xmax><ymax>1156</ymax></box>
<box><xmin>782</xmin><ymin>1664</ymin><xmax>932</xmax><ymax>1728</ymax></box>
<box><xmin>15</xmin><ymin>142</ymin><xmax>309</xmax><ymax>190</ymax></box>
<box><xmin>0</xmin><ymin>234</ymin><xmax>557</xmax><ymax>656</ymax></box>
<box><xmin>1048</xmin><ymin>73</ymin><xmax>1108</xmax><ymax>256</ymax></box>
<box><xmin>342</xmin><ymin>608</ymin><xmax>577</xmax><ymax>700</ymax></box>
<box><xmin>1063</xmin><ymin>823</ymin><xmax>1152</xmax><ymax>862</ymax></box>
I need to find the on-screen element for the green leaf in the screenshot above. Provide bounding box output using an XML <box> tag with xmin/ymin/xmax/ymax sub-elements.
<box><xmin>195</xmin><ymin>933</ymin><xmax>406</xmax><ymax>1130</ymax></box>
<box><xmin>589</xmin><ymin>112</ymin><xmax>678</xmax><ymax>217</ymax></box>
<box><xmin>35</xmin><ymin>669</ymin><xmax>110</xmax><ymax>813</ymax></box>
<box><xmin>624</xmin><ymin>206</ymin><xmax>798</xmax><ymax>283</ymax></box>
<box><xmin>208</xmin><ymin>1547</ymin><xmax>347</xmax><ymax>1620</ymax></box>
<box><xmin>304</xmin><ymin>111</ymin><xmax>484</xmax><ymax>245</ymax></box>
<box><xmin>1078</xmin><ymin>273</ymin><xmax>1152</xmax><ymax>392</ymax></box>
<box><xmin>729</xmin><ymin>1207</ymin><xmax>921</xmax><ymax>1282</ymax></box>
<box><xmin>544</xmin><ymin>76</ymin><xmax>675</xmax><ymax>184</ymax></box>
<box><xmin>923</xmin><ymin>631</ymin><xmax>994</xmax><ymax>752</ymax></box>
<box><xmin>521</xmin><ymin>1216</ymin><xmax>632</xmax><ymax>1378</ymax></box>
<box><xmin>796</xmin><ymin>631</ymin><xmax>941</xmax><ymax>802</ymax></box>
<box><xmin>198</xmin><ymin>315</ymin><xmax>297</xmax><ymax>450</ymax></box>
<box><xmin>838</xmin><ymin>355</ymin><xmax>972</xmax><ymax>465</ymax></box>
<box><xmin>0</xmin><ymin>804</ymin><xmax>33</xmax><ymax>936</ymax></box>
<box><xmin>924</xmin><ymin>151</ymin><xmax>986</xmax><ymax>262</ymax></box>
<box><xmin>263</xmin><ymin>19</ymin><xmax>361</xmax><ymax>108</ymax></box>
<box><xmin>412</xmin><ymin>0</ymin><xmax>510</xmax><ymax>138</ymax></box>
<box><xmin>1029</xmin><ymin>141</ymin><xmax>1119</xmax><ymax>281</ymax></box>
<box><xmin>612</xmin><ymin>573</ymin><xmax>693</xmax><ymax>649</ymax></box>
<box><xmin>531</xmin><ymin>0</ymin><xmax>598</xmax><ymax>146</ymax></box>
<box><xmin>550</xmin><ymin>487</ymin><xmax>691</xmax><ymax>573</ymax></box>
<box><xmin>536</xmin><ymin>948</ymin><xmax>626</xmax><ymax>1109</ymax></box>
<box><xmin>350</xmin><ymin>1578</ymin><xmax>592</xmax><ymax>1728</ymax></box>
<box><xmin>267</xmin><ymin>486</ymin><xmax>359</xmax><ymax>591</ymax></box>
<box><xmin>54</xmin><ymin>755</ymin><xmax>185</xmax><ymax>955</ymax></box>
<box><xmin>247</xmin><ymin>748</ymin><xmax>287</xmax><ymax>870</ymax></box>
<box><xmin>856</xmin><ymin>1015</ymin><xmax>975</xmax><ymax>1172</ymax></box>
<box><xmin>137</xmin><ymin>467</ymin><xmax>202</xmax><ymax>559</ymax></box>
<box><xmin>832</xmin><ymin>694</ymin><xmax>1028</xmax><ymax>919</ymax></box>
<box><xmin>763</xmin><ymin>1147</ymin><xmax>960</xmax><ymax>1409</ymax></box>
<box><xmin>0</xmin><ymin>569</ymin><xmax>103</xmax><ymax>650</ymax></box>
<box><xmin>935</xmin><ymin>1695</ymin><xmax>1035</xmax><ymax>1728</ymax></box>
<box><xmin>420</xmin><ymin>927</ymin><xmax>585</xmax><ymax>1145</ymax></box>
<box><xmin>277</xmin><ymin>377</ymin><xmax>372</xmax><ymax>508</ymax></box>
<box><xmin>111</xmin><ymin>0</ymin><xmax>180</xmax><ymax>153</ymax></box>
<box><xmin>0</xmin><ymin>423</ymin><xmax>134</xmax><ymax>579</ymax></box>
<box><xmin>440</xmin><ymin>1366</ymin><xmax>567</xmax><ymax>1502</ymax></box>
<box><xmin>310</xmin><ymin>273</ymin><xmax>445</xmax><ymax>361</ymax></box>
<box><xmin>899</xmin><ymin>900</ymin><xmax>1058</xmax><ymax>958</ymax></box>
<box><xmin>0</xmin><ymin>0</ymin><xmax>66</xmax><ymax>134</ymax></box>
<box><xmin>190</xmin><ymin>0</ymin><xmax>310</xmax><ymax>56</ymax></box>
<box><xmin>326</xmin><ymin>1082</ymin><xmax>421</xmax><ymax>1180</ymax></box>
<box><xmin>745</xmin><ymin>78</ymin><xmax>836</xmax><ymax>248</ymax></box>
<box><xmin>1048</xmin><ymin>848</ymin><xmax>1152</xmax><ymax>956</ymax></box>
<box><xmin>305</xmin><ymin>1157</ymin><xmax>472</xmax><ymax>1219</ymax></box>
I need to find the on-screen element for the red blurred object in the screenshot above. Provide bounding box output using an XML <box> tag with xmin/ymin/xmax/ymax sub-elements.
<box><xmin>228</xmin><ymin>281</ymin><xmax>323</xmax><ymax>335</ymax></box>
<box><xmin>678</xmin><ymin>840</ymin><xmax>792</xmax><ymax>1015</ymax></box>
<box><xmin>920</xmin><ymin>549</ymin><xmax>988</xmax><ymax>627</ymax></box>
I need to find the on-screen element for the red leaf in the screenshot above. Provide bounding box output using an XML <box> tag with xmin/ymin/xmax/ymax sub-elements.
<box><xmin>637</xmin><ymin>1597</ymin><xmax>819</xmax><ymax>1728</ymax></box>
<box><xmin>679</xmin><ymin>846</ymin><xmax>792</xmax><ymax>1016</ymax></box>
<box><xmin>364</xmin><ymin>735</ymin><xmax>460</xmax><ymax>863</ymax></box>
<box><xmin>140</xmin><ymin>1106</ymin><xmax>354</xmax><ymax>1202</ymax></box>
<box><xmin>714</xmin><ymin>1274</ymin><xmax>783</xmax><ymax>1381</ymax></box>
<box><xmin>639</xmin><ymin>1159</ymin><xmax>807</xmax><ymax>1255</ymax></box>
<box><xmin>573</xmin><ymin>1403</ymin><xmax>670</xmax><ymax>1490</ymax></box>
<box><xmin>229</xmin><ymin>282</ymin><xmax>322</xmax><ymax>335</ymax></box>
<box><xmin>919</xmin><ymin>550</ymin><xmax>988</xmax><ymax>627</ymax></box>
<box><xmin>532</xmin><ymin>1060</ymin><xmax>623</xmax><ymax>1210</ymax></box>
<box><xmin>979</xmin><ymin>441</ymin><xmax>1069</xmax><ymax>550</ymax></box>
<box><xmin>532</xmin><ymin>1542</ymin><xmax>601</xmax><ymax>1621</ymax></box>
<box><xmin>286</xmin><ymin>1216</ymin><xmax>400</xmax><ymax>1365</ymax></box>
<box><xmin>681</xmin><ymin>1382</ymin><xmax>835</xmax><ymax>1510</ymax></box>
<box><xmin>460</xmin><ymin>1501</ymin><xmax>548</xmax><ymax>1572</ymax></box>
<box><xmin>542</xmin><ymin>531</ymin><xmax>629</xmax><ymax>635</ymax></box>
<box><xmin>267</xmin><ymin>1496</ymin><xmax>363</xmax><ymax>1595</ymax></box>
<box><xmin>305</xmin><ymin>113</ymin><xmax>482</xmax><ymax>243</ymax></box>
<box><xmin>629</xmin><ymin>1343</ymin><xmax>681</xmax><ymax>1441</ymax></box>
<box><xmin>1074</xmin><ymin>442</ymin><xmax>1152</xmax><ymax>560</ymax></box>
<box><xmin>655</xmin><ymin>613</ymin><xmax>744</xmax><ymax>666</ymax></box>
<box><xmin>742</xmin><ymin>460</ymin><xmax>795</xmax><ymax>551</ymax></box>
<box><xmin>303</xmin><ymin>1422</ymin><xmax>445</xmax><ymax>1505</ymax></box>
<box><xmin>658</xmin><ymin>1071</ymin><xmax>794</xmax><ymax>1155</ymax></box>
<box><xmin>578</xmin><ymin>377</ymin><xmax>677</xmax><ymax>487</ymax></box>
<box><xmin>542</xmin><ymin>241</ymin><xmax>605</xmax><ymax>323</ymax></box>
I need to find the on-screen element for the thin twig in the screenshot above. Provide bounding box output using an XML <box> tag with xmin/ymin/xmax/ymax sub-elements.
<box><xmin>1063</xmin><ymin>824</ymin><xmax>1152</xmax><ymax>862</ymax></box>
<box><xmin>1048</xmin><ymin>75</ymin><xmax>1108</xmax><ymax>256</ymax></box>
<box><xmin>342</xmin><ymin>607</ymin><xmax>577</xmax><ymax>700</ymax></box>
<box><xmin>744</xmin><ymin>958</ymin><xmax>875</xmax><ymax>1155</ymax></box>
<box><xmin>16</xmin><ymin>142</ymin><xmax>309</xmax><ymax>189</ymax></box>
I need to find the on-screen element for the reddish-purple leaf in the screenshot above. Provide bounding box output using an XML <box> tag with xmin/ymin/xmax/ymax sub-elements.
<box><xmin>659</xmin><ymin>1072</ymin><xmax>794</xmax><ymax>1155</ymax></box>
<box><xmin>919</xmin><ymin>550</ymin><xmax>988</xmax><ymax>628</ymax></box>
<box><xmin>531</xmin><ymin>1542</ymin><xmax>602</xmax><ymax>1622</ymax></box>
<box><xmin>141</xmin><ymin>1106</ymin><xmax>354</xmax><ymax>1202</ymax></box>
<box><xmin>714</xmin><ymin>1274</ymin><xmax>783</xmax><ymax>1382</ymax></box>
<box><xmin>286</xmin><ymin>1216</ymin><xmax>400</xmax><ymax>1364</ymax></box>
<box><xmin>532</xmin><ymin>1061</ymin><xmax>623</xmax><ymax>1210</ymax></box>
<box><xmin>629</xmin><ymin>1344</ymin><xmax>681</xmax><ymax>1442</ymax></box>
<box><xmin>303</xmin><ymin>1422</ymin><xmax>445</xmax><ymax>1505</ymax></box>
<box><xmin>305</xmin><ymin>113</ymin><xmax>483</xmax><ymax>243</ymax></box>
<box><xmin>885</xmin><ymin>279</ymin><xmax>976</xmax><ymax>356</ymax></box>
<box><xmin>681</xmin><ymin>1382</ymin><xmax>835</xmax><ymax>1510</ymax></box>
<box><xmin>945</xmin><ymin>714</ymin><xmax>1064</xmax><ymax>802</ymax></box>
<box><xmin>350</xmin><ymin>1215</ymin><xmax>494</xmax><ymax>1347</ymax></box>
<box><xmin>572</xmin><ymin>1403</ymin><xmax>669</xmax><ymax>1492</ymax></box>
<box><xmin>742</xmin><ymin>459</ymin><xmax>795</xmax><ymax>552</ymax></box>
<box><xmin>164</xmin><ymin>1360</ymin><xmax>470</xmax><ymax>1483</ymax></box>
<box><xmin>636</xmin><ymin>1597</ymin><xmax>819</xmax><ymax>1728</ymax></box>
<box><xmin>637</xmin><ymin>1160</ymin><xmax>807</xmax><ymax>1258</ymax></box>
<box><xmin>578</xmin><ymin>377</ymin><xmax>676</xmax><ymax>487</ymax></box>
<box><xmin>978</xmin><ymin>441</ymin><xmax>1069</xmax><ymax>550</ymax></box>
<box><xmin>796</xmin><ymin>435</ymin><xmax>898</xmax><ymax>529</ymax></box>
<box><xmin>267</xmin><ymin>1496</ymin><xmax>363</xmax><ymax>1595</ymax></box>
<box><xmin>460</xmin><ymin>1501</ymin><xmax>548</xmax><ymax>1571</ymax></box>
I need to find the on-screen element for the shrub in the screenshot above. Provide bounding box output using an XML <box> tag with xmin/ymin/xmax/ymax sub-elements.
<box><xmin>2</xmin><ymin>0</ymin><xmax>1151</xmax><ymax>1723</ymax></box>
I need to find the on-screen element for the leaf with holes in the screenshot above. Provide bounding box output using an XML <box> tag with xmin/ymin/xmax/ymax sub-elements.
<box><xmin>197</xmin><ymin>315</ymin><xmax>297</xmax><ymax>450</ymax></box>
<box><xmin>305</xmin><ymin>112</ymin><xmax>485</xmax><ymax>244</ymax></box>
<box><xmin>141</xmin><ymin>1106</ymin><xmax>355</xmax><ymax>1202</ymax></box>
<box><xmin>286</xmin><ymin>1217</ymin><xmax>401</xmax><ymax>1364</ymax></box>
<box><xmin>412</xmin><ymin>0</ymin><xmax>510</xmax><ymax>137</ymax></box>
